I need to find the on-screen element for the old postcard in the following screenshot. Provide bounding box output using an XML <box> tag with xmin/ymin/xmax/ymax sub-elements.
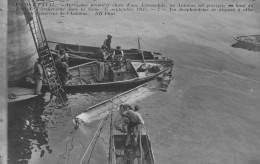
<box><xmin>4</xmin><ymin>0</ymin><xmax>260</xmax><ymax>164</ymax></box>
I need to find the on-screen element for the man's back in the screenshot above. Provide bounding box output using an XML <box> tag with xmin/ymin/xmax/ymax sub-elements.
<box><xmin>125</xmin><ymin>110</ymin><xmax>144</xmax><ymax>125</ymax></box>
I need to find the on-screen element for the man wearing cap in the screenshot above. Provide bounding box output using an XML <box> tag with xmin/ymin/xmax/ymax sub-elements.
<box><xmin>34</xmin><ymin>58</ymin><xmax>44</xmax><ymax>95</ymax></box>
<box><xmin>121</xmin><ymin>105</ymin><xmax>144</xmax><ymax>148</ymax></box>
<box><xmin>103</xmin><ymin>35</ymin><xmax>112</xmax><ymax>51</ymax></box>
<box><xmin>56</xmin><ymin>49</ymin><xmax>72</xmax><ymax>85</ymax></box>
<box><xmin>113</xmin><ymin>46</ymin><xmax>124</xmax><ymax>61</ymax></box>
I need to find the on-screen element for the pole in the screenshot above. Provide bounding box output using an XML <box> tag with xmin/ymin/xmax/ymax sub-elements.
<box><xmin>138</xmin><ymin>37</ymin><xmax>146</xmax><ymax>67</ymax></box>
<box><xmin>139</xmin><ymin>125</ymin><xmax>143</xmax><ymax>164</ymax></box>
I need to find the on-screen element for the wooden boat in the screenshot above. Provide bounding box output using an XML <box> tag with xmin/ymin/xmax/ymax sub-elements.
<box><xmin>48</xmin><ymin>40</ymin><xmax>171</xmax><ymax>62</ymax></box>
<box><xmin>109</xmin><ymin>113</ymin><xmax>156</xmax><ymax>164</ymax></box>
<box><xmin>234</xmin><ymin>35</ymin><xmax>260</xmax><ymax>45</ymax></box>
<box><xmin>75</xmin><ymin>84</ymin><xmax>156</xmax><ymax>164</ymax></box>
<box><xmin>75</xmin><ymin>83</ymin><xmax>154</xmax><ymax>123</ymax></box>
<box><xmin>66</xmin><ymin>59</ymin><xmax>172</xmax><ymax>92</ymax></box>
<box><xmin>26</xmin><ymin>58</ymin><xmax>173</xmax><ymax>93</ymax></box>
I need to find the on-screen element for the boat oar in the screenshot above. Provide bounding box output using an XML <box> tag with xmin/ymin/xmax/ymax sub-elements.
<box><xmin>50</xmin><ymin>49</ymin><xmax>97</xmax><ymax>61</ymax></box>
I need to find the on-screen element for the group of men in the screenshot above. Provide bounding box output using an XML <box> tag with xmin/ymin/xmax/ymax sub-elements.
<box><xmin>34</xmin><ymin>34</ymin><xmax>124</xmax><ymax>94</ymax></box>
<box><xmin>97</xmin><ymin>35</ymin><xmax>125</xmax><ymax>63</ymax></box>
<box><xmin>34</xmin><ymin>49</ymin><xmax>72</xmax><ymax>95</ymax></box>
<box><xmin>34</xmin><ymin>35</ymin><xmax>144</xmax><ymax>150</ymax></box>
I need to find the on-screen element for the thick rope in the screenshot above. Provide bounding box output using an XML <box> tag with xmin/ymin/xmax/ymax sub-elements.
<box><xmin>79</xmin><ymin>116</ymin><xmax>106</xmax><ymax>164</ymax></box>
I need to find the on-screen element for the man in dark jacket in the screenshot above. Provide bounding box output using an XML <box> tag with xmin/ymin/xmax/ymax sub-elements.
<box><xmin>34</xmin><ymin>58</ymin><xmax>44</xmax><ymax>95</ymax></box>
<box><xmin>103</xmin><ymin>35</ymin><xmax>112</xmax><ymax>51</ymax></box>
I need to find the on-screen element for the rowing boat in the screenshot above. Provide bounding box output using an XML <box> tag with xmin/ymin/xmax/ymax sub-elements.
<box><xmin>109</xmin><ymin>108</ymin><xmax>156</xmax><ymax>164</ymax></box>
<box><xmin>48</xmin><ymin>40</ymin><xmax>171</xmax><ymax>62</ymax></box>
<box><xmin>74</xmin><ymin>84</ymin><xmax>156</xmax><ymax>164</ymax></box>
<box><xmin>25</xmin><ymin>58</ymin><xmax>173</xmax><ymax>93</ymax></box>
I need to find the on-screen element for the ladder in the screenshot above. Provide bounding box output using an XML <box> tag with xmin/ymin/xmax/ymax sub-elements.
<box><xmin>22</xmin><ymin>0</ymin><xmax>66</xmax><ymax>104</ymax></box>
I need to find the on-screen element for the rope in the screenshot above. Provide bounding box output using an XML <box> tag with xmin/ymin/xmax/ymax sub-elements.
<box><xmin>142</xmin><ymin>126</ymin><xmax>155</xmax><ymax>164</ymax></box>
<box><xmin>86</xmin><ymin>120</ymin><xmax>105</xmax><ymax>164</ymax></box>
<box><xmin>79</xmin><ymin>115</ymin><xmax>107</xmax><ymax>164</ymax></box>
<box><xmin>59</xmin><ymin>121</ymin><xmax>80</xmax><ymax>161</ymax></box>
<box><xmin>139</xmin><ymin>125</ymin><xmax>143</xmax><ymax>164</ymax></box>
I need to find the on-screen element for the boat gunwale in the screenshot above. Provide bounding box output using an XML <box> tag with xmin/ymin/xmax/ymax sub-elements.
<box><xmin>83</xmin><ymin>83</ymin><xmax>148</xmax><ymax>112</ymax></box>
<box><xmin>67</xmin><ymin>65</ymin><xmax>171</xmax><ymax>87</ymax></box>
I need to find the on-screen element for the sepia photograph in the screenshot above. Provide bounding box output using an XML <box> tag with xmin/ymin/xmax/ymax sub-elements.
<box><xmin>2</xmin><ymin>0</ymin><xmax>260</xmax><ymax>163</ymax></box>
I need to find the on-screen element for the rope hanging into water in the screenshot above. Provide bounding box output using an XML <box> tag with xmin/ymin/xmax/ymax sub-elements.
<box><xmin>79</xmin><ymin>115</ymin><xmax>107</xmax><ymax>164</ymax></box>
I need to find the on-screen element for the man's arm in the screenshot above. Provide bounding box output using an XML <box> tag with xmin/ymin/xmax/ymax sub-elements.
<box><xmin>136</xmin><ymin>112</ymin><xmax>144</xmax><ymax>125</ymax></box>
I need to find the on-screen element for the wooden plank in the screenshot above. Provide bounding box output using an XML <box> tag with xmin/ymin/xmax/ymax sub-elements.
<box><xmin>8</xmin><ymin>87</ymin><xmax>39</xmax><ymax>103</ymax></box>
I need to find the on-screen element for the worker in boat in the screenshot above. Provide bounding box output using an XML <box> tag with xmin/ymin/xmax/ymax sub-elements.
<box><xmin>34</xmin><ymin>57</ymin><xmax>44</xmax><ymax>95</ymax></box>
<box><xmin>56</xmin><ymin>52</ymin><xmax>72</xmax><ymax>85</ymax></box>
<box><xmin>113</xmin><ymin>46</ymin><xmax>124</xmax><ymax>61</ymax></box>
<box><xmin>96</xmin><ymin>45</ymin><xmax>106</xmax><ymax>62</ymax></box>
<box><xmin>121</xmin><ymin>105</ymin><xmax>144</xmax><ymax>148</ymax></box>
<box><xmin>112</xmin><ymin>46</ymin><xmax>125</xmax><ymax>69</ymax></box>
<box><xmin>59</xmin><ymin>49</ymin><xmax>69</xmax><ymax>62</ymax></box>
<box><xmin>103</xmin><ymin>34</ymin><xmax>112</xmax><ymax>51</ymax></box>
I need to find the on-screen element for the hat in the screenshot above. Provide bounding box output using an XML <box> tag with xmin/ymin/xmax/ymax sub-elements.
<box><xmin>107</xmin><ymin>35</ymin><xmax>112</xmax><ymax>38</ymax></box>
<box><xmin>134</xmin><ymin>105</ymin><xmax>141</xmax><ymax>111</ymax></box>
<box><xmin>116</xmin><ymin>46</ymin><xmax>121</xmax><ymax>49</ymax></box>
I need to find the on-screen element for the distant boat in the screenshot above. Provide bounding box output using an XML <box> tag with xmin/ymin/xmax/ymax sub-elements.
<box><xmin>234</xmin><ymin>35</ymin><xmax>260</xmax><ymax>45</ymax></box>
<box><xmin>47</xmin><ymin>41</ymin><xmax>171</xmax><ymax>62</ymax></box>
<box><xmin>25</xmin><ymin>59</ymin><xmax>173</xmax><ymax>93</ymax></box>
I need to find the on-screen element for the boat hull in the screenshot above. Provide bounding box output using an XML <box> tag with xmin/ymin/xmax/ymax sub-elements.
<box><xmin>48</xmin><ymin>40</ymin><xmax>172</xmax><ymax>62</ymax></box>
<box><xmin>23</xmin><ymin>59</ymin><xmax>173</xmax><ymax>93</ymax></box>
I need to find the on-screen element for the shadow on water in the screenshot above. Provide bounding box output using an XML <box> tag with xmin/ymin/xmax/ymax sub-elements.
<box><xmin>8</xmin><ymin>96</ymin><xmax>51</xmax><ymax>164</ymax></box>
<box><xmin>231</xmin><ymin>41</ymin><xmax>260</xmax><ymax>52</ymax></box>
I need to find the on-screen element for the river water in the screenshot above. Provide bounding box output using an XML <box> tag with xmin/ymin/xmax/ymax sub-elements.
<box><xmin>8</xmin><ymin>0</ymin><xmax>260</xmax><ymax>164</ymax></box>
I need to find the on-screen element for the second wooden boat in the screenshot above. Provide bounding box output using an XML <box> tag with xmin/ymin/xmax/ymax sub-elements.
<box><xmin>25</xmin><ymin>59</ymin><xmax>173</xmax><ymax>93</ymax></box>
<box><xmin>109</xmin><ymin>107</ymin><xmax>156</xmax><ymax>164</ymax></box>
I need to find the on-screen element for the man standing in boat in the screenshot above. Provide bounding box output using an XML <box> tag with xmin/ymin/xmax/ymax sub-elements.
<box><xmin>56</xmin><ymin>49</ymin><xmax>72</xmax><ymax>85</ymax></box>
<box><xmin>112</xmin><ymin>46</ymin><xmax>125</xmax><ymax>68</ymax></box>
<box><xmin>34</xmin><ymin>57</ymin><xmax>44</xmax><ymax>95</ymax></box>
<box><xmin>113</xmin><ymin>46</ymin><xmax>124</xmax><ymax>61</ymax></box>
<box><xmin>96</xmin><ymin>45</ymin><xmax>107</xmax><ymax>62</ymax></box>
<box><xmin>103</xmin><ymin>34</ymin><xmax>112</xmax><ymax>51</ymax></box>
<box><xmin>121</xmin><ymin>105</ymin><xmax>144</xmax><ymax>148</ymax></box>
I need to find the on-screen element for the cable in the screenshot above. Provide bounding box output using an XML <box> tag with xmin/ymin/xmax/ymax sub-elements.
<box><xmin>79</xmin><ymin>115</ymin><xmax>107</xmax><ymax>164</ymax></box>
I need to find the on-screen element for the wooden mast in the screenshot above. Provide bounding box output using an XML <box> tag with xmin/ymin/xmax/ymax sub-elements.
<box><xmin>138</xmin><ymin>37</ymin><xmax>146</xmax><ymax>66</ymax></box>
